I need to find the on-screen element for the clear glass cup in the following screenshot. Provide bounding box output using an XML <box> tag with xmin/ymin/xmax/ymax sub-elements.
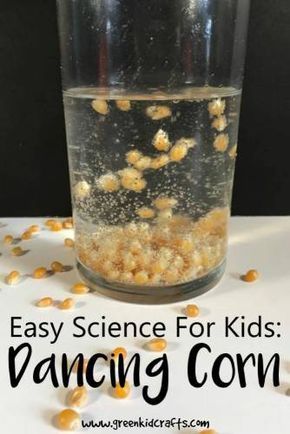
<box><xmin>57</xmin><ymin>0</ymin><xmax>250</xmax><ymax>303</ymax></box>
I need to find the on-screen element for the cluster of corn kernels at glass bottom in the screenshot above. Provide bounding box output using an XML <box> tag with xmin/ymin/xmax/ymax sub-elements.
<box><xmin>76</xmin><ymin>207</ymin><xmax>228</xmax><ymax>286</ymax></box>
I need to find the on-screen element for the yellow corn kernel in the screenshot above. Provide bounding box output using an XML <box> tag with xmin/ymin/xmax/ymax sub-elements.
<box><xmin>58</xmin><ymin>298</ymin><xmax>75</xmax><ymax>310</ymax></box>
<box><xmin>150</xmin><ymin>258</ymin><xmax>168</xmax><ymax>274</ymax></box>
<box><xmin>5</xmin><ymin>270</ymin><xmax>20</xmax><ymax>285</ymax></box>
<box><xmin>150</xmin><ymin>154</ymin><xmax>170</xmax><ymax>169</ymax></box>
<box><xmin>50</xmin><ymin>221</ymin><xmax>63</xmax><ymax>232</ymax></box>
<box><xmin>146</xmin><ymin>338</ymin><xmax>167</xmax><ymax>352</ymax></box>
<box><xmin>68</xmin><ymin>386</ymin><xmax>88</xmax><ymax>408</ymax></box>
<box><xmin>33</xmin><ymin>267</ymin><xmax>47</xmax><ymax>279</ymax></box>
<box><xmin>116</xmin><ymin>100</ymin><xmax>131</xmax><ymax>111</ymax></box>
<box><xmin>91</xmin><ymin>99</ymin><xmax>109</xmax><ymax>115</ymax></box>
<box><xmin>121</xmin><ymin>176</ymin><xmax>147</xmax><ymax>192</ymax></box>
<box><xmin>72</xmin><ymin>282</ymin><xmax>90</xmax><ymax>294</ymax></box>
<box><xmin>112</xmin><ymin>347</ymin><xmax>127</xmax><ymax>359</ymax></box>
<box><xmin>136</xmin><ymin>207</ymin><xmax>155</xmax><ymax>219</ymax></box>
<box><xmin>21</xmin><ymin>231</ymin><xmax>32</xmax><ymax>240</ymax></box>
<box><xmin>241</xmin><ymin>269</ymin><xmax>259</xmax><ymax>283</ymax></box>
<box><xmin>4</xmin><ymin>235</ymin><xmax>13</xmax><ymax>244</ymax></box>
<box><xmin>51</xmin><ymin>261</ymin><xmax>64</xmax><ymax>272</ymax></box>
<box><xmin>74</xmin><ymin>180</ymin><xmax>91</xmax><ymax>199</ymax></box>
<box><xmin>134</xmin><ymin>156</ymin><xmax>152</xmax><ymax>171</ymax></box>
<box><xmin>146</xmin><ymin>105</ymin><xmax>172</xmax><ymax>120</ymax></box>
<box><xmin>45</xmin><ymin>219</ymin><xmax>56</xmax><ymax>227</ymax></box>
<box><xmin>28</xmin><ymin>224</ymin><xmax>40</xmax><ymax>233</ymax></box>
<box><xmin>178</xmin><ymin>238</ymin><xmax>194</xmax><ymax>254</ymax></box>
<box><xmin>213</xmin><ymin>133</ymin><xmax>229</xmax><ymax>152</ymax></box>
<box><xmin>56</xmin><ymin>408</ymin><xmax>80</xmax><ymax>431</ymax></box>
<box><xmin>62</xmin><ymin>220</ymin><xmax>73</xmax><ymax>229</ymax></box>
<box><xmin>157</xmin><ymin>209</ymin><xmax>173</xmax><ymax>221</ymax></box>
<box><xmin>212</xmin><ymin>115</ymin><xmax>227</xmax><ymax>132</ymax></box>
<box><xmin>152</xmin><ymin>129</ymin><xmax>171</xmax><ymax>152</ymax></box>
<box><xmin>97</xmin><ymin>173</ymin><xmax>120</xmax><ymax>192</ymax></box>
<box><xmin>169</xmin><ymin>142</ymin><xmax>188</xmax><ymax>161</ymax></box>
<box><xmin>134</xmin><ymin>271</ymin><xmax>149</xmax><ymax>285</ymax></box>
<box><xmin>113</xmin><ymin>382</ymin><xmax>131</xmax><ymax>399</ymax></box>
<box><xmin>126</xmin><ymin>149</ymin><xmax>143</xmax><ymax>165</ymax></box>
<box><xmin>228</xmin><ymin>144</ymin><xmax>238</xmax><ymax>159</ymax></box>
<box><xmin>163</xmin><ymin>268</ymin><xmax>179</xmax><ymax>283</ymax></box>
<box><xmin>185</xmin><ymin>304</ymin><xmax>200</xmax><ymax>317</ymax></box>
<box><xmin>64</xmin><ymin>238</ymin><xmax>75</xmax><ymax>248</ymax></box>
<box><xmin>153</xmin><ymin>196</ymin><xmax>177</xmax><ymax>210</ymax></box>
<box><xmin>36</xmin><ymin>297</ymin><xmax>53</xmax><ymax>308</ymax></box>
<box><xmin>11</xmin><ymin>246</ymin><xmax>24</xmax><ymax>256</ymax></box>
<box><xmin>208</xmin><ymin>98</ymin><xmax>226</xmax><ymax>117</ymax></box>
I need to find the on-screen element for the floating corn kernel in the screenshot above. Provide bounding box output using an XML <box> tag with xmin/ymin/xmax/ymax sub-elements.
<box><xmin>112</xmin><ymin>347</ymin><xmax>127</xmax><ymax>359</ymax></box>
<box><xmin>51</xmin><ymin>261</ymin><xmax>64</xmax><ymax>272</ymax></box>
<box><xmin>126</xmin><ymin>149</ymin><xmax>143</xmax><ymax>165</ymax></box>
<box><xmin>157</xmin><ymin>209</ymin><xmax>173</xmax><ymax>221</ymax></box>
<box><xmin>136</xmin><ymin>207</ymin><xmax>155</xmax><ymax>219</ymax></box>
<box><xmin>169</xmin><ymin>138</ymin><xmax>194</xmax><ymax>162</ymax></box>
<box><xmin>97</xmin><ymin>173</ymin><xmax>120</xmax><ymax>192</ymax></box>
<box><xmin>28</xmin><ymin>224</ymin><xmax>40</xmax><ymax>233</ymax></box>
<box><xmin>72</xmin><ymin>358</ymin><xmax>89</xmax><ymax>374</ymax></box>
<box><xmin>228</xmin><ymin>144</ymin><xmax>238</xmax><ymax>159</ymax></box>
<box><xmin>4</xmin><ymin>234</ymin><xmax>13</xmax><ymax>244</ymax></box>
<box><xmin>45</xmin><ymin>219</ymin><xmax>56</xmax><ymax>227</ymax></box>
<box><xmin>64</xmin><ymin>238</ymin><xmax>75</xmax><ymax>248</ymax></box>
<box><xmin>116</xmin><ymin>100</ymin><xmax>131</xmax><ymax>111</ymax></box>
<box><xmin>185</xmin><ymin>304</ymin><xmax>200</xmax><ymax>317</ymax></box>
<box><xmin>241</xmin><ymin>269</ymin><xmax>259</xmax><ymax>283</ymax></box>
<box><xmin>33</xmin><ymin>267</ymin><xmax>47</xmax><ymax>279</ymax></box>
<box><xmin>134</xmin><ymin>271</ymin><xmax>149</xmax><ymax>285</ymax></box>
<box><xmin>72</xmin><ymin>282</ymin><xmax>90</xmax><ymax>294</ymax></box>
<box><xmin>21</xmin><ymin>231</ymin><xmax>32</xmax><ymax>240</ymax></box>
<box><xmin>58</xmin><ymin>298</ymin><xmax>75</xmax><ymax>310</ymax></box>
<box><xmin>212</xmin><ymin>115</ymin><xmax>227</xmax><ymax>132</ymax></box>
<box><xmin>74</xmin><ymin>180</ymin><xmax>91</xmax><ymax>199</ymax></box>
<box><xmin>5</xmin><ymin>270</ymin><xmax>20</xmax><ymax>285</ymax></box>
<box><xmin>152</xmin><ymin>129</ymin><xmax>171</xmax><ymax>152</ymax></box>
<box><xmin>56</xmin><ymin>408</ymin><xmax>80</xmax><ymax>431</ymax></box>
<box><xmin>150</xmin><ymin>154</ymin><xmax>170</xmax><ymax>169</ymax></box>
<box><xmin>91</xmin><ymin>99</ymin><xmax>109</xmax><ymax>115</ymax></box>
<box><xmin>153</xmin><ymin>196</ymin><xmax>177</xmax><ymax>210</ymax></box>
<box><xmin>208</xmin><ymin>98</ymin><xmax>226</xmax><ymax>117</ymax></box>
<box><xmin>119</xmin><ymin>168</ymin><xmax>146</xmax><ymax>192</ymax></box>
<box><xmin>68</xmin><ymin>386</ymin><xmax>88</xmax><ymax>408</ymax></box>
<box><xmin>146</xmin><ymin>338</ymin><xmax>167</xmax><ymax>352</ymax></box>
<box><xmin>113</xmin><ymin>382</ymin><xmax>131</xmax><ymax>399</ymax></box>
<box><xmin>134</xmin><ymin>156</ymin><xmax>152</xmax><ymax>171</ymax></box>
<box><xmin>63</xmin><ymin>220</ymin><xmax>73</xmax><ymax>229</ymax></box>
<box><xmin>36</xmin><ymin>297</ymin><xmax>53</xmax><ymax>308</ymax></box>
<box><xmin>213</xmin><ymin>133</ymin><xmax>229</xmax><ymax>152</ymax></box>
<box><xmin>146</xmin><ymin>105</ymin><xmax>172</xmax><ymax>120</ymax></box>
<box><xmin>11</xmin><ymin>246</ymin><xmax>24</xmax><ymax>256</ymax></box>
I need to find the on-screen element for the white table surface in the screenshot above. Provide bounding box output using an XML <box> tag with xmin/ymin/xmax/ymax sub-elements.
<box><xmin>0</xmin><ymin>217</ymin><xmax>289</xmax><ymax>434</ymax></box>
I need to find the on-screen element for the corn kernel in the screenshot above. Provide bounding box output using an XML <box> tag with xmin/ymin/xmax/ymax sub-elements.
<box><xmin>4</xmin><ymin>234</ymin><xmax>13</xmax><ymax>244</ymax></box>
<box><xmin>28</xmin><ymin>224</ymin><xmax>40</xmax><ymax>233</ymax></box>
<box><xmin>228</xmin><ymin>144</ymin><xmax>238</xmax><ymax>159</ymax></box>
<box><xmin>64</xmin><ymin>238</ymin><xmax>75</xmax><ymax>248</ymax></box>
<box><xmin>36</xmin><ymin>297</ymin><xmax>53</xmax><ymax>308</ymax></box>
<box><xmin>152</xmin><ymin>129</ymin><xmax>171</xmax><ymax>151</ymax></box>
<box><xmin>134</xmin><ymin>271</ymin><xmax>149</xmax><ymax>285</ymax></box>
<box><xmin>56</xmin><ymin>408</ymin><xmax>80</xmax><ymax>431</ymax></box>
<box><xmin>62</xmin><ymin>220</ymin><xmax>73</xmax><ymax>229</ymax></box>
<box><xmin>134</xmin><ymin>156</ymin><xmax>152</xmax><ymax>171</ymax></box>
<box><xmin>146</xmin><ymin>105</ymin><xmax>172</xmax><ymax>120</ymax></box>
<box><xmin>116</xmin><ymin>100</ymin><xmax>131</xmax><ymax>111</ymax></box>
<box><xmin>122</xmin><ymin>176</ymin><xmax>147</xmax><ymax>192</ymax></box>
<box><xmin>126</xmin><ymin>149</ymin><xmax>143</xmax><ymax>165</ymax></box>
<box><xmin>58</xmin><ymin>298</ymin><xmax>75</xmax><ymax>310</ymax></box>
<box><xmin>175</xmin><ymin>137</ymin><xmax>196</xmax><ymax>149</ymax></box>
<box><xmin>50</xmin><ymin>221</ymin><xmax>63</xmax><ymax>232</ymax></box>
<box><xmin>51</xmin><ymin>261</ymin><xmax>64</xmax><ymax>272</ymax></box>
<box><xmin>97</xmin><ymin>173</ymin><xmax>120</xmax><ymax>192</ymax></box>
<box><xmin>74</xmin><ymin>180</ymin><xmax>91</xmax><ymax>199</ymax></box>
<box><xmin>169</xmin><ymin>142</ymin><xmax>188</xmax><ymax>162</ymax></box>
<box><xmin>208</xmin><ymin>98</ymin><xmax>226</xmax><ymax>117</ymax></box>
<box><xmin>154</xmin><ymin>196</ymin><xmax>177</xmax><ymax>210</ymax></box>
<box><xmin>45</xmin><ymin>219</ymin><xmax>56</xmax><ymax>227</ymax></box>
<box><xmin>136</xmin><ymin>207</ymin><xmax>155</xmax><ymax>219</ymax></box>
<box><xmin>241</xmin><ymin>269</ymin><xmax>259</xmax><ymax>283</ymax></box>
<box><xmin>150</xmin><ymin>258</ymin><xmax>168</xmax><ymax>274</ymax></box>
<box><xmin>213</xmin><ymin>133</ymin><xmax>229</xmax><ymax>152</ymax></box>
<box><xmin>123</xmin><ymin>253</ymin><xmax>137</xmax><ymax>272</ymax></box>
<box><xmin>112</xmin><ymin>347</ymin><xmax>127</xmax><ymax>359</ymax></box>
<box><xmin>146</xmin><ymin>338</ymin><xmax>167</xmax><ymax>352</ymax></box>
<box><xmin>21</xmin><ymin>231</ymin><xmax>32</xmax><ymax>240</ymax></box>
<box><xmin>113</xmin><ymin>382</ymin><xmax>131</xmax><ymax>399</ymax></box>
<box><xmin>33</xmin><ymin>267</ymin><xmax>47</xmax><ymax>279</ymax></box>
<box><xmin>72</xmin><ymin>282</ymin><xmax>90</xmax><ymax>294</ymax></box>
<box><xmin>68</xmin><ymin>386</ymin><xmax>88</xmax><ymax>408</ymax></box>
<box><xmin>212</xmin><ymin>115</ymin><xmax>227</xmax><ymax>132</ymax></box>
<box><xmin>185</xmin><ymin>304</ymin><xmax>200</xmax><ymax>317</ymax></box>
<box><xmin>5</xmin><ymin>270</ymin><xmax>20</xmax><ymax>285</ymax></box>
<box><xmin>129</xmin><ymin>240</ymin><xmax>143</xmax><ymax>254</ymax></box>
<box><xmin>150</xmin><ymin>154</ymin><xmax>170</xmax><ymax>169</ymax></box>
<box><xmin>11</xmin><ymin>246</ymin><xmax>24</xmax><ymax>256</ymax></box>
<box><xmin>91</xmin><ymin>99</ymin><xmax>109</xmax><ymax>115</ymax></box>
<box><xmin>157</xmin><ymin>209</ymin><xmax>173</xmax><ymax>221</ymax></box>
<box><xmin>163</xmin><ymin>268</ymin><xmax>179</xmax><ymax>283</ymax></box>
<box><xmin>178</xmin><ymin>238</ymin><xmax>194</xmax><ymax>254</ymax></box>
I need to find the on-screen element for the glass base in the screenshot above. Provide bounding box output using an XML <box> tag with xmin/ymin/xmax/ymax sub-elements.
<box><xmin>77</xmin><ymin>260</ymin><xmax>225</xmax><ymax>304</ymax></box>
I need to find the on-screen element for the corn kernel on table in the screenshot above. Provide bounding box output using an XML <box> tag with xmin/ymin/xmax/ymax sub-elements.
<box><xmin>0</xmin><ymin>217</ymin><xmax>289</xmax><ymax>434</ymax></box>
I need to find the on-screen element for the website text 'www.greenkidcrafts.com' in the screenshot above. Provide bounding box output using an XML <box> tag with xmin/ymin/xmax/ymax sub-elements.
<box><xmin>82</xmin><ymin>417</ymin><xmax>210</xmax><ymax>431</ymax></box>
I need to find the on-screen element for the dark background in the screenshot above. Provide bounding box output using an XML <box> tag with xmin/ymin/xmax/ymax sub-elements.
<box><xmin>0</xmin><ymin>0</ymin><xmax>289</xmax><ymax>217</ymax></box>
